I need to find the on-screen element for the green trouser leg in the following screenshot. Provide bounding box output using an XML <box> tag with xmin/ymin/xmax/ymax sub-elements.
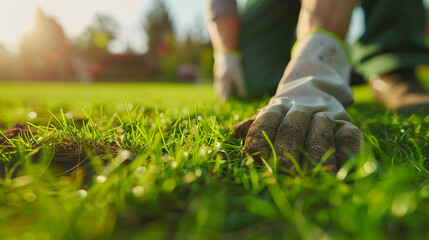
<box><xmin>352</xmin><ymin>0</ymin><xmax>429</xmax><ymax>80</ymax></box>
<box><xmin>239</xmin><ymin>0</ymin><xmax>301</xmax><ymax>98</ymax></box>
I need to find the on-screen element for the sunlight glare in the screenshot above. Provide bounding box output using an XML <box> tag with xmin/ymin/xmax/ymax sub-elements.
<box><xmin>0</xmin><ymin>1</ymin><xmax>38</xmax><ymax>52</ymax></box>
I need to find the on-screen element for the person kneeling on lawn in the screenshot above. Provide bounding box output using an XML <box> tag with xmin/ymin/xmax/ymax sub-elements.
<box><xmin>209</xmin><ymin>0</ymin><xmax>367</xmax><ymax>171</ymax></box>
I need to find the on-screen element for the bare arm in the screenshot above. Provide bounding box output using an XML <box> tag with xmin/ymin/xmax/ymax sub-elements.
<box><xmin>297</xmin><ymin>0</ymin><xmax>357</xmax><ymax>39</ymax></box>
<box><xmin>208</xmin><ymin>0</ymin><xmax>240</xmax><ymax>52</ymax></box>
<box><xmin>209</xmin><ymin>17</ymin><xmax>240</xmax><ymax>52</ymax></box>
<box><xmin>208</xmin><ymin>0</ymin><xmax>246</xmax><ymax>100</ymax></box>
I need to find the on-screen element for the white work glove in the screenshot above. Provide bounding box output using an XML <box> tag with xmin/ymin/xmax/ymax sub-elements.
<box><xmin>214</xmin><ymin>52</ymin><xmax>247</xmax><ymax>100</ymax></box>
<box><xmin>234</xmin><ymin>31</ymin><xmax>362</xmax><ymax>172</ymax></box>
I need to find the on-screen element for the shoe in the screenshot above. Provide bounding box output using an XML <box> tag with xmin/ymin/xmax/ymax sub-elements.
<box><xmin>370</xmin><ymin>68</ymin><xmax>429</xmax><ymax>112</ymax></box>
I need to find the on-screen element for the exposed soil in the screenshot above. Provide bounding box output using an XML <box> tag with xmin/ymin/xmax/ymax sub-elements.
<box><xmin>0</xmin><ymin>123</ymin><xmax>127</xmax><ymax>178</ymax></box>
<box><xmin>0</xmin><ymin>123</ymin><xmax>35</xmax><ymax>145</ymax></box>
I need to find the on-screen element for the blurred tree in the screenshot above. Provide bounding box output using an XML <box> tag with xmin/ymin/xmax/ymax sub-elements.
<box><xmin>177</xmin><ymin>28</ymin><xmax>213</xmax><ymax>82</ymax></box>
<box><xmin>177</xmin><ymin>17</ymin><xmax>213</xmax><ymax>81</ymax></box>
<box><xmin>72</xmin><ymin>14</ymin><xmax>120</xmax><ymax>61</ymax></box>
<box><xmin>144</xmin><ymin>0</ymin><xmax>175</xmax><ymax>57</ymax></box>
<box><xmin>179</xmin><ymin>34</ymin><xmax>199</xmax><ymax>64</ymax></box>
<box><xmin>0</xmin><ymin>44</ymin><xmax>14</xmax><ymax>80</ymax></box>
<box><xmin>70</xmin><ymin>14</ymin><xmax>122</xmax><ymax>80</ymax></box>
<box><xmin>143</xmin><ymin>0</ymin><xmax>179</xmax><ymax>76</ymax></box>
<box><xmin>19</xmin><ymin>7</ymin><xmax>73</xmax><ymax>80</ymax></box>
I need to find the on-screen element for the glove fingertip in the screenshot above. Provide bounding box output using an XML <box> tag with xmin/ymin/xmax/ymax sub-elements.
<box><xmin>233</xmin><ymin>115</ymin><xmax>256</xmax><ymax>139</ymax></box>
<box><xmin>335</xmin><ymin>126</ymin><xmax>362</xmax><ymax>167</ymax></box>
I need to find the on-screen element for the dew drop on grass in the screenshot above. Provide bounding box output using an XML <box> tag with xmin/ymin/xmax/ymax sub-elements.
<box><xmin>183</xmin><ymin>151</ymin><xmax>189</xmax><ymax>157</ymax></box>
<box><xmin>23</xmin><ymin>190</ymin><xmax>36</xmax><ymax>202</ymax></box>
<box><xmin>336</xmin><ymin>168</ymin><xmax>348</xmax><ymax>180</ymax></box>
<box><xmin>65</xmin><ymin>112</ymin><xmax>73</xmax><ymax>119</ymax></box>
<box><xmin>162</xmin><ymin>179</ymin><xmax>176</xmax><ymax>192</ymax></box>
<box><xmin>96</xmin><ymin>175</ymin><xmax>107</xmax><ymax>183</ymax></box>
<box><xmin>132</xmin><ymin>186</ymin><xmax>145</xmax><ymax>197</ymax></box>
<box><xmin>363</xmin><ymin>161</ymin><xmax>377</xmax><ymax>174</ymax></box>
<box><xmin>199</xmin><ymin>148</ymin><xmax>206</xmax><ymax>156</ymax></box>
<box><xmin>234</xmin><ymin>114</ymin><xmax>239</xmax><ymax>121</ymax></box>
<box><xmin>184</xmin><ymin>172</ymin><xmax>196</xmax><ymax>183</ymax></box>
<box><xmin>195</xmin><ymin>169</ymin><xmax>202</xmax><ymax>177</ymax></box>
<box><xmin>116</xmin><ymin>150</ymin><xmax>130</xmax><ymax>162</ymax></box>
<box><xmin>198</xmin><ymin>115</ymin><xmax>203</xmax><ymax>121</ymax></box>
<box><xmin>135</xmin><ymin>166</ymin><xmax>147</xmax><ymax>178</ymax></box>
<box><xmin>76</xmin><ymin>189</ymin><xmax>87</xmax><ymax>199</ymax></box>
<box><xmin>149</xmin><ymin>165</ymin><xmax>159</xmax><ymax>173</ymax></box>
<box><xmin>162</xmin><ymin>154</ymin><xmax>171</xmax><ymax>163</ymax></box>
<box><xmin>391</xmin><ymin>201</ymin><xmax>409</xmax><ymax>217</ymax></box>
<box><xmin>27</xmin><ymin>111</ymin><xmax>37</xmax><ymax>119</ymax></box>
<box><xmin>171</xmin><ymin>161</ymin><xmax>178</xmax><ymax>169</ymax></box>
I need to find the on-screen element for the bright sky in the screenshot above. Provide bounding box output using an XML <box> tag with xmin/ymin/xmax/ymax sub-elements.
<box><xmin>0</xmin><ymin>0</ymin><xmax>208</xmax><ymax>53</ymax></box>
<box><xmin>0</xmin><ymin>0</ymin><xmax>428</xmax><ymax>54</ymax></box>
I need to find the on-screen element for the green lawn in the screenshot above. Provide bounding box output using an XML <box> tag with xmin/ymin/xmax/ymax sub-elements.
<box><xmin>0</xmin><ymin>80</ymin><xmax>428</xmax><ymax>240</ymax></box>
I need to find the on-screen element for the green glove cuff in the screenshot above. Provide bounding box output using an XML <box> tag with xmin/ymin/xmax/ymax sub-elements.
<box><xmin>291</xmin><ymin>29</ymin><xmax>351</xmax><ymax>63</ymax></box>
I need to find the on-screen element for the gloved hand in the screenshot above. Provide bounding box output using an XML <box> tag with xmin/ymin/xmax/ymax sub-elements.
<box><xmin>214</xmin><ymin>51</ymin><xmax>247</xmax><ymax>100</ymax></box>
<box><xmin>233</xmin><ymin>31</ymin><xmax>362</xmax><ymax>172</ymax></box>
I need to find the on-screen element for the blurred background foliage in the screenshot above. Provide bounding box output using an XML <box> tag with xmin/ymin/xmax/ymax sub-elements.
<box><xmin>0</xmin><ymin>0</ymin><xmax>213</xmax><ymax>83</ymax></box>
<box><xmin>0</xmin><ymin>1</ymin><xmax>428</xmax><ymax>83</ymax></box>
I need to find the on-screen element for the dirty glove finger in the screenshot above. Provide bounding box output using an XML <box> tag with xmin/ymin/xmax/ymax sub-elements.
<box><xmin>303</xmin><ymin>116</ymin><xmax>336</xmax><ymax>172</ymax></box>
<box><xmin>233</xmin><ymin>115</ymin><xmax>256</xmax><ymax>139</ymax></box>
<box><xmin>242</xmin><ymin>112</ymin><xmax>281</xmax><ymax>160</ymax></box>
<box><xmin>274</xmin><ymin>111</ymin><xmax>310</xmax><ymax>169</ymax></box>
<box><xmin>335</xmin><ymin>123</ymin><xmax>362</xmax><ymax>167</ymax></box>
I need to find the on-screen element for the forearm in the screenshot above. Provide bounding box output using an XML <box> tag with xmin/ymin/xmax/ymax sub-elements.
<box><xmin>297</xmin><ymin>0</ymin><xmax>358</xmax><ymax>40</ymax></box>
<box><xmin>208</xmin><ymin>0</ymin><xmax>240</xmax><ymax>52</ymax></box>
<box><xmin>209</xmin><ymin>18</ymin><xmax>240</xmax><ymax>52</ymax></box>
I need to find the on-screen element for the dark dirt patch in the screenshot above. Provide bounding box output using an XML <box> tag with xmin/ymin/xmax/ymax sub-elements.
<box><xmin>0</xmin><ymin>123</ymin><xmax>35</xmax><ymax>145</ymax></box>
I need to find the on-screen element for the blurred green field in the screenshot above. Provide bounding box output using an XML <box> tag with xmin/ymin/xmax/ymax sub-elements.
<box><xmin>0</xmin><ymin>80</ymin><xmax>429</xmax><ymax>240</ymax></box>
